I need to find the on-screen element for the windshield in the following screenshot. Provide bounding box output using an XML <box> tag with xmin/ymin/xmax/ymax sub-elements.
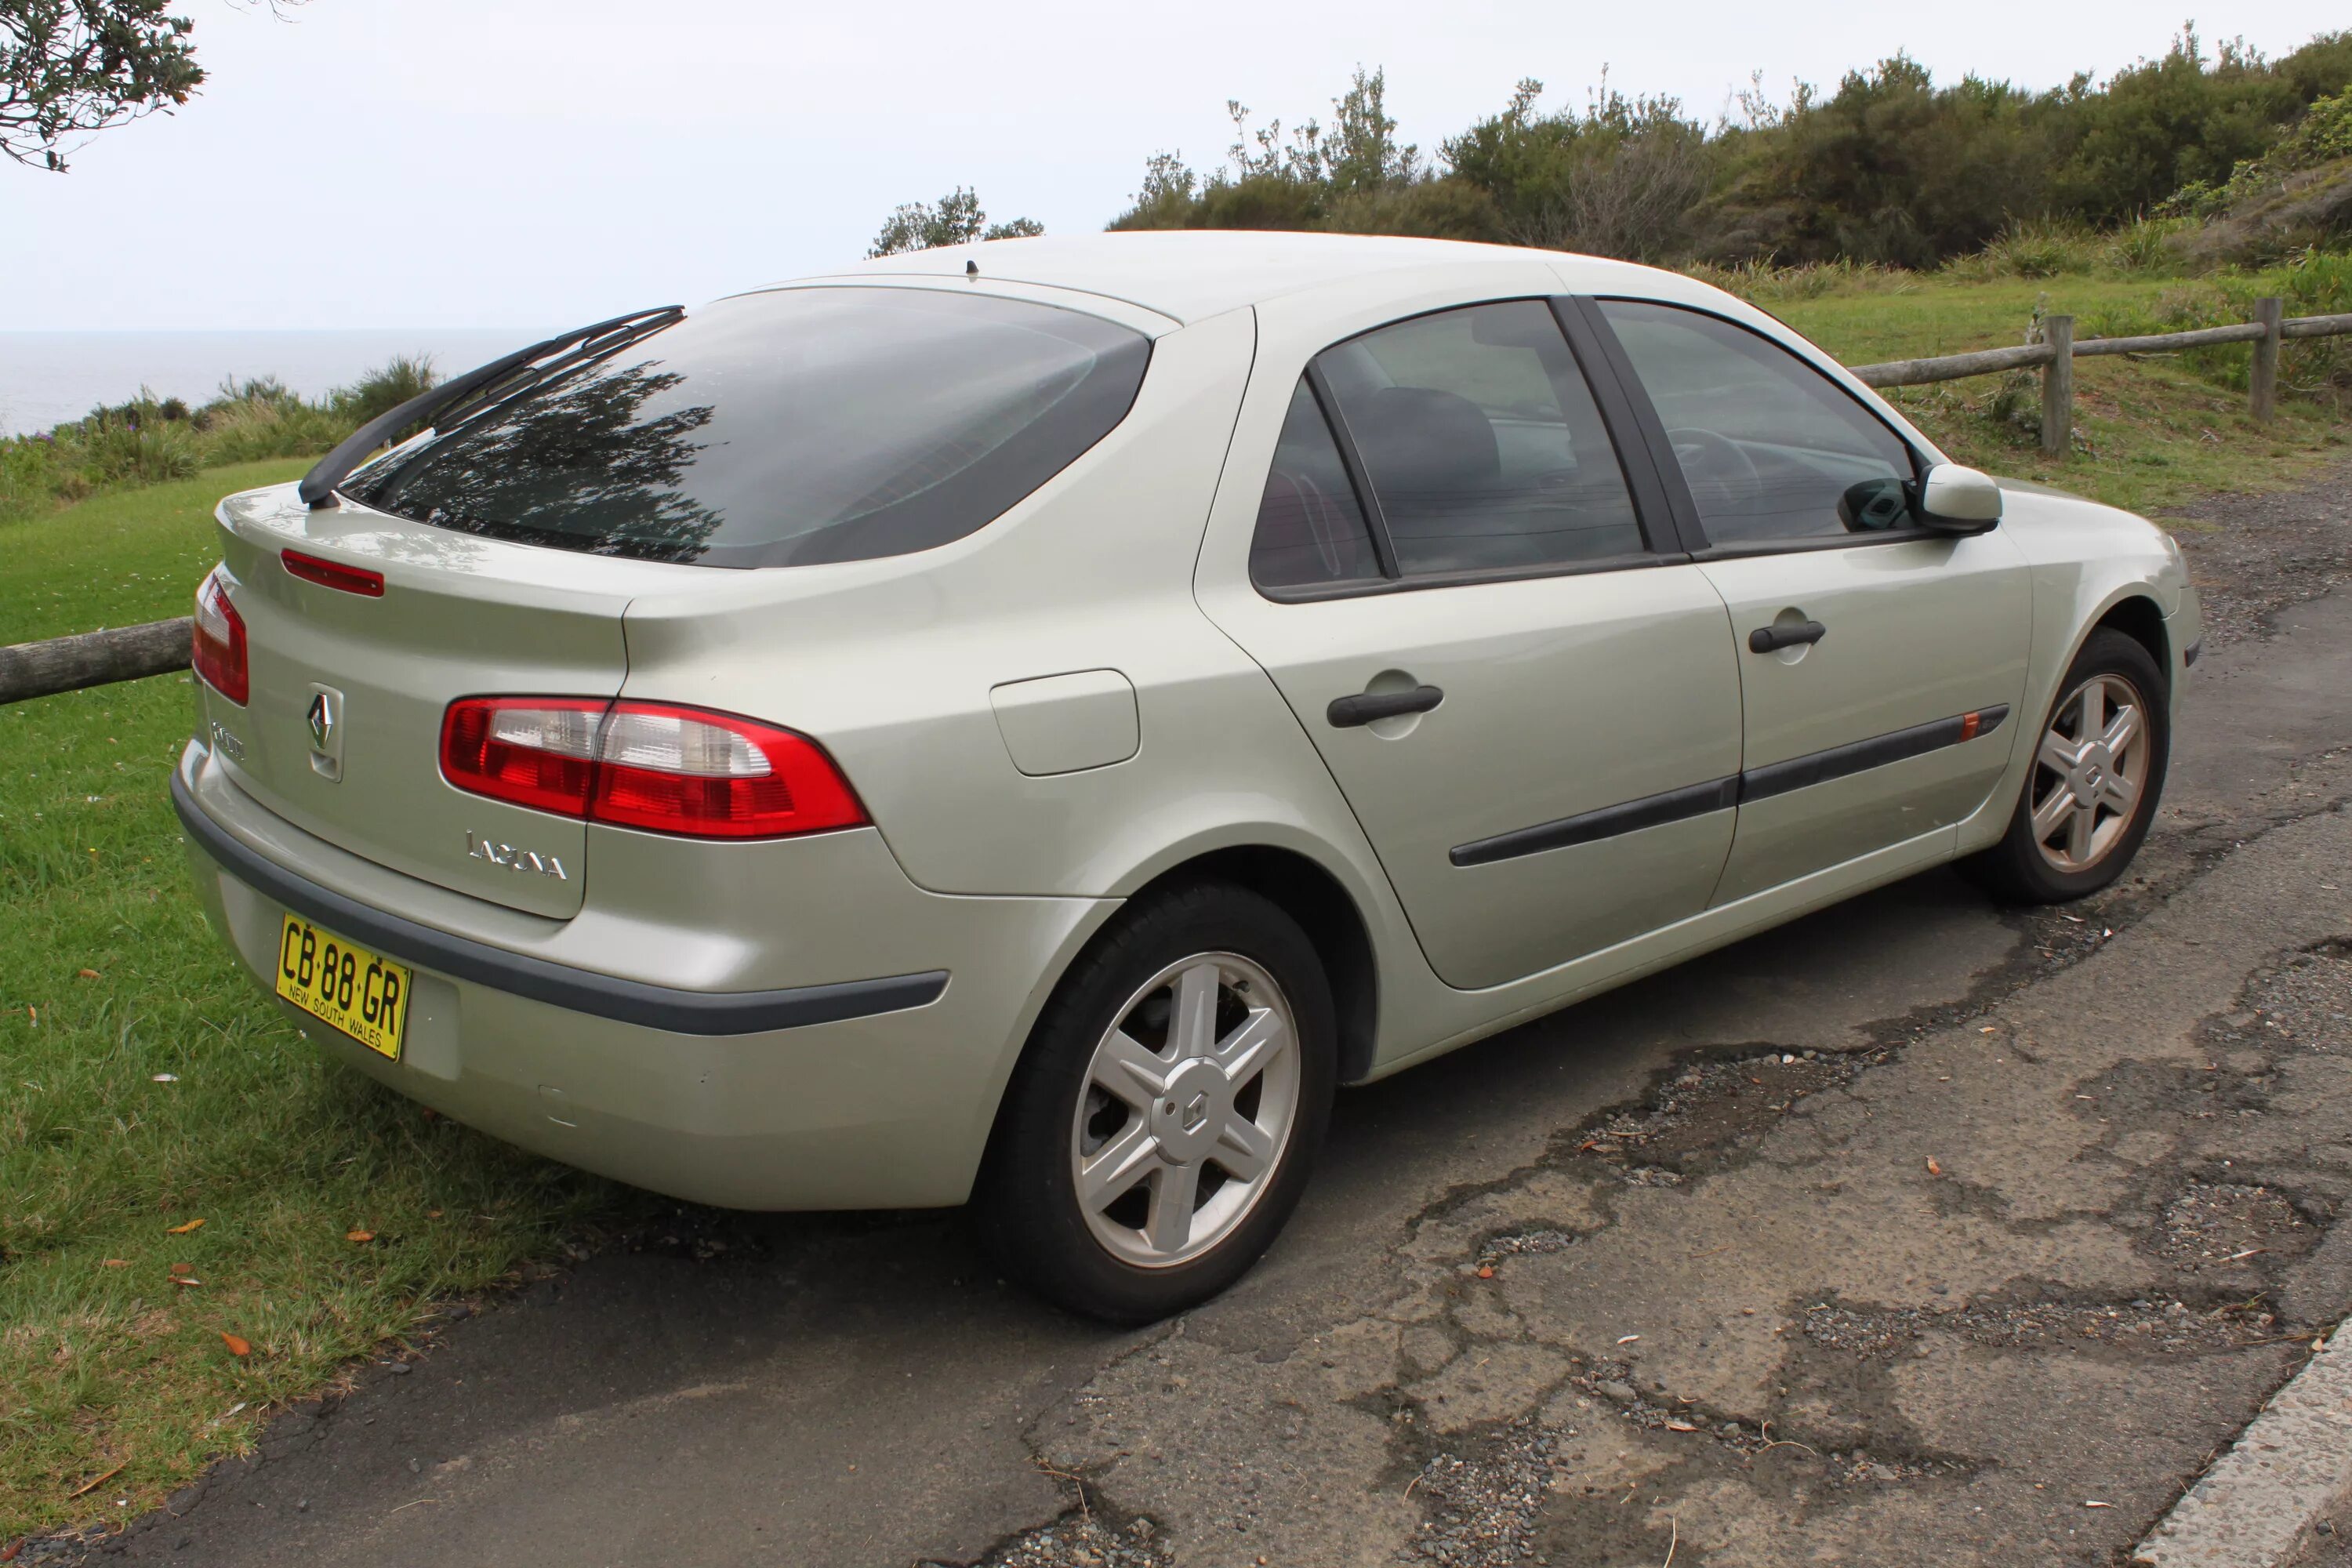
<box><xmin>343</xmin><ymin>288</ymin><xmax>1151</xmax><ymax>568</ymax></box>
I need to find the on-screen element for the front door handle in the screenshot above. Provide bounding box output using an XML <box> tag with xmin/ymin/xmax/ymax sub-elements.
<box><xmin>1748</xmin><ymin>620</ymin><xmax>1828</xmax><ymax>654</ymax></box>
<box><xmin>1327</xmin><ymin>684</ymin><xmax>1444</xmax><ymax>728</ymax></box>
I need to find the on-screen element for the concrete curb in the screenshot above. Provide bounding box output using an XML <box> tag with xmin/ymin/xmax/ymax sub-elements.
<box><xmin>2136</xmin><ymin>1330</ymin><xmax>2352</xmax><ymax>1566</ymax></box>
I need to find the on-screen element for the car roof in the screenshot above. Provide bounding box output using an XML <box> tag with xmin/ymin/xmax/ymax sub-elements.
<box><xmin>771</xmin><ymin>230</ymin><xmax>1668</xmax><ymax>325</ymax></box>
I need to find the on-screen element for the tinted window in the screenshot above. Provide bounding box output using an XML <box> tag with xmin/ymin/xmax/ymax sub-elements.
<box><xmin>1250</xmin><ymin>380</ymin><xmax>1382</xmax><ymax>591</ymax></box>
<box><xmin>345</xmin><ymin>289</ymin><xmax>1150</xmax><ymax>568</ymax></box>
<box><xmin>1599</xmin><ymin>299</ymin><xmax>1917</xmax><ymax>546</ymax></box>
<box><xmin>1317</xmin><ymin>300</ymin><xmax>1643</xmax><ymax>576</ymax></box>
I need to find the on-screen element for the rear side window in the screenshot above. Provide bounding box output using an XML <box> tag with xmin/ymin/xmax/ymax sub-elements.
<box><xmin>1597</xmin><ymin>299</ymin><xmax>1917</xmax><ymax>546</ymax></box>
<box><xmin>344</xmin><ymin>289</ymin><xmax>1150</xmax><ymax>568</ymax></box>
<box><xmin>1316</xmin><ymin>300</ymin><xmax>1643</xmax><ymax>576</ymax></box>
<box><xmin>1249</xmin><ymin>381</ymin><xmax>1382</xmax><ymax>591</ymax></box>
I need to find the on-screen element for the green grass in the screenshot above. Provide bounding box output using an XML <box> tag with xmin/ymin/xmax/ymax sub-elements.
<box><xmin>2</xmin><ymin>460</ymin><xmax>310</xmax><ymax>645</ymax></box>
<box><xmin>0</xmin><ymin>469</ymin><xmax>623</xmax><ymax>1544</ymax></box>
<box><xmin>1770</xmin><ymin>273</ymin><xmax>2351</xmax><ymax>515</ymax></box>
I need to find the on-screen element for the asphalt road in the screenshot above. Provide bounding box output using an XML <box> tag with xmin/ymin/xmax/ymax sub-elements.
<box><xmin>74</xmin><ymin>474</ymin><xmax>2352</xmax><ymax>1568</ymax></box>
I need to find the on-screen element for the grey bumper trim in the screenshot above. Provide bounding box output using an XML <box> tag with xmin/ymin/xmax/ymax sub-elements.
<box><xmin>172</xmin><ymin>768</ymin><xmax>948</xmax><ymax>1036</ymax></box>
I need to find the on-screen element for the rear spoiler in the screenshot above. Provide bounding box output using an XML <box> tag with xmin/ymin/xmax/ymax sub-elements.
<box><xmin>297</xmin><ymin>304</ymin><xmax>685</xmax><ymax>508</ymax></box>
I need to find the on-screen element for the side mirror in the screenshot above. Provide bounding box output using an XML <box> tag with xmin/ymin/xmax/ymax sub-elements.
<box><xmin>1916</xmin><ymin>464</ymin><xmax>2003</xmax><ymax>533</ymax></box>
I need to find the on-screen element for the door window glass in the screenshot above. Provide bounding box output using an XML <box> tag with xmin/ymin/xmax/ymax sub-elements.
<box><xmin>1249</xmin><ymin>380</ymin><xmax>1382</xmax><ymax>591</ymax></box>
<box><xmin>1598</xmin><ymin>299</ymin><xmax>1918</xmax><ymax>546</ymax></box>
<box><xmin>1316</xmin><ymin>300</ymin><xmax>1642</xmax><ymax>576</ymax></box>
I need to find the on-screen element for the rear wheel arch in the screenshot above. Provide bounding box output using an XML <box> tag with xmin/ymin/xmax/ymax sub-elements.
<box><xmin>1121</xmin><ymin>846</ymin><xmax>1379</xmax><ymax>1086</ymax></box>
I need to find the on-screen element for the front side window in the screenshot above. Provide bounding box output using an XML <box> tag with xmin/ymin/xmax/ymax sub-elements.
<box><xmin>345</xmin><ymin>289</ymin><xmax>1150</xmax><ymax>568</ymax></box>
<box><xmin>1315</xmin><ymin>300</ymin><xmax>1644</xmax><ymax>576</ymax></box>
<box><xmin>1597</xmin><ymin>299</ymin><xmax>1918</xmax><ymax>546</ymax></box>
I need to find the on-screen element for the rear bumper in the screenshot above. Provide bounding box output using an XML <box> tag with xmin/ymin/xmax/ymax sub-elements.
<box><xmin>175</xmin><ymin>739</ymin><xmax>1112</xmax><ymax>1209</ymax></box>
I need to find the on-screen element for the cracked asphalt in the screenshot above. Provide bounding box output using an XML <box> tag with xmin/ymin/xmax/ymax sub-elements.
<box><xmin>60</xmin><ymin>465</ymin><xmax>2352</xmax><ymax>1567</ymax></box>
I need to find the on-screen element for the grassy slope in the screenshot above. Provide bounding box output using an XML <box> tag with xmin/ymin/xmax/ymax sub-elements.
<box><xmin>0</xmin><ymin>281</ymin><xmax>2343</xmax><ymax>1543</ymax></box>
<box><xmin>1773</xmin><ymin>275</ymin><xmax>2349</xmax><ymax>516</ymax></box>
<box><xmin>0</xmin><ymin>463</ymin><xmax>619</xmax><ymax>1543</ymax></box>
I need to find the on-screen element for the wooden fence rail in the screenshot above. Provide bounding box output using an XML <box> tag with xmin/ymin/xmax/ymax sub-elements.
<box><xmin>1849</xmin><ymin>296</ymin><xmax>2352</xmax><ymax>455</ymax></box>
<box><xmin>0</xmin><ymin>617</ymin><xmax>194</xmax><ymax>706</ymax></box>
<box><xmin>5</xmin><ymin>296</ymin><xmax>2352</xmax><ymax>707</ymax></box>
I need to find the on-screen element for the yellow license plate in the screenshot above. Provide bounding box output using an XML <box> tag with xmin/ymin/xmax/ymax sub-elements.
<box><xmin>274</xmin><ymin>914</ymin><xmax>412</xmax><ymax>1061</ymax></box>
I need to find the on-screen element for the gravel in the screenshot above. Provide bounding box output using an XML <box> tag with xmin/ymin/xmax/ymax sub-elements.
<box><xmin>2165</xmin><ymin>456</ymin><xmax>2352</xmax><ymax>651</ymax></box>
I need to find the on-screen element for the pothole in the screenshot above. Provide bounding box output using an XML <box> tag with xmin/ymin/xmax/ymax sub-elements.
<box><xmin>2229</xmin><ymin>940</ymin><xmax>2352</xmax><ymax>1053</ymax></box>
<box><xmin>1800</xmin><ymin>1294</ymin><xmax>2283</xmax><ymax>1358</ymax></box>
<box><xmin>965</xmin><ymin>1511</ymin><xmax>1173</xmax><ymax>1568</ymax></box>
<box><xmin>1473</xmin><ymin>1229</ymin><xmax>1577</xmax><ymax>1268</ymax></box>
<box><xmin>2157</xmin><ymin>1181</ymin><xmax>2321</xmax><ymax>1273</ymax></box>
<box><xmin>1406</xmin><ymin>1412</ymin><xmax>1568</xmax><ymax>1568</ymax></box>
<box><xmin>1574</xmin><ymin>1047</ymin><xmax>1878</xmax><ymax>1176</ymax></box>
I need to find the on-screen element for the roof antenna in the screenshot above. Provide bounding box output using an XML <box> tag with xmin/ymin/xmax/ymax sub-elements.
<box><xmin>965</xmin><ymin>258</ymin><xmax>979</xmax><ymax>278</ymax></box>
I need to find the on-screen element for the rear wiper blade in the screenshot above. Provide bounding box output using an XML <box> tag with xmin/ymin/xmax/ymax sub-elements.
<box><xmin>297</xmin><ymin>304</ymin><xmax>685</xmax><ymax>509</ymax></box>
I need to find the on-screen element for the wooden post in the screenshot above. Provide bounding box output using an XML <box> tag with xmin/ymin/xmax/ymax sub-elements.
<box><xmin>2250</xmin><ymin>296</ymin><xmax>2283</xmax><ymax>422</ymax></box>
<box><xmin>2039</xmin><ymin>314</ymin><xmax>2074</xmax><ymax>457</ymax></box>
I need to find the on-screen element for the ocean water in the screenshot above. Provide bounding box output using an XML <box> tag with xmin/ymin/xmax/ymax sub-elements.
<box><xmin>0</xmin><ymin>329</ymin><xmax>544</xmax><ymax>437</ymax></box>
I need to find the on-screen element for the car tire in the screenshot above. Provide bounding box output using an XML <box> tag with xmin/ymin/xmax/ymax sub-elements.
<box><xmin>1965</xmin><ymin>627</ymin><xmax>2169</xmax><ymax>905</ymax></box>
<box><xmin>973</xmin><ymin>882</ymin><xmax>1337</xmax><ymax>1324</ymax></box>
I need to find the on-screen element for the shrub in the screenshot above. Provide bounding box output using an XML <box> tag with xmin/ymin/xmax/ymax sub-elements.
<box><xmin>2101</xmin><ymin>215</ymin><xmax>2197</xmax><ymax>272</ymax></box>
<box><xmin>1955</xmin><ymin>219</ymin><xmax>2101</xmax><ymax>280</ymax></box>
<box><xmin>80</xmin><ymin>421</ymin><xmax>200</xmax><ymax>485</ymax></box>
<box><xmin>328</xmin><ymin>354</ymin><xmax>437</xmax><ymax>431</ymax></box>
<box><xmin>0</xmin><ymin>355</ymin><xmax>442</xmax><ymax>525</ymax></box>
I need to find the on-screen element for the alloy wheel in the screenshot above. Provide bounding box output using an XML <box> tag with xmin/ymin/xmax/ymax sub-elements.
<box><xmin>2028</xmin><ymin>672</ymin><xmax>2151</xmax><ymax>874</ymax></box>
<box><xmin>1070</xmin><ymin>952</ymin><xmax>1301</xmax><ymax>1269</ymax></box>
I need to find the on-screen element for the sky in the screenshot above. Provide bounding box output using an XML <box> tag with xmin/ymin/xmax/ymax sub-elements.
<box><xmin>5</xmin><ymin>0</ymin><xmax>2346</xmax><ymax>333</ymax></box>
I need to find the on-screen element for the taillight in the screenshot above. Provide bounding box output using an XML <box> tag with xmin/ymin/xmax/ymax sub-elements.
<box><xmin>438</xmin><ymin>698</ymin><xmax>866</xmax><ymax>840</ymax></box>
<box><xmin>191</xmin><ymin>568</ymin><xmax>249</xmax><ymax>705</ymax></box>
<box><xmin>281</xmin><ymin>548</ymin><xmax>386</xmax><ymax>597</ymax></box>
<box><xmin>440</xmin><ymin>699</ymin><xmax>605</xmax><ymax>817</ymax></box>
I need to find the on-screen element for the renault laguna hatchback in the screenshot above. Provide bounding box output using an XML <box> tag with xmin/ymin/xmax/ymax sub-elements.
<box><xmin>177</xmin><ymin>232</ymin><xmax>2197</xmax><ymax>1322</ymax></box>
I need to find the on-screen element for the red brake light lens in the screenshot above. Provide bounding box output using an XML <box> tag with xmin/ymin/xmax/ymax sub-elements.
<box><xmin>438</xmin><ymin>699</ymin><xmax>866</xmax><ymax>840</ymax></box>
<box><xmin>281</xmin><ymin>548</ymin><xmax>386</xmax><ymax>597</ymax></box>
<box><xmin>191</xmin><ymin>568</ymin><xmax>249</xmax><ymax>705</ymax></box>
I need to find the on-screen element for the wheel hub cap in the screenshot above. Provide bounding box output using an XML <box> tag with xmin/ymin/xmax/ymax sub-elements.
<box><xmin>1151</xmin><ymin>1062</ymin><xmax>1229</xmax><ymax>1163</ymax></box>
<box><xmin>2029</xmin><ymin>672</ymin><xmax>2150</xmax><ymax>874</ymax></box>
<box><xmin>1068</xmin><ymin>953</ymin><xmax>1302</xmax><ymax>1270</ymax></box>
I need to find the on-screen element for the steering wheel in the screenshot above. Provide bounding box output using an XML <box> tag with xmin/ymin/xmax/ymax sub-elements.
<box><xmin>1664</xmin><ymin>427</ymin><xmax>1762</xmax><ymax>498</ymax></box>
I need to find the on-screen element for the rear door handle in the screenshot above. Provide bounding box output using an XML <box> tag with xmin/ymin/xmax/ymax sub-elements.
<box><xmin>1748</xmin><ymin>620</ymin><xmax>1827</xmax><ymax>653</ymax></box>
<box><xmin>1327</xmin><ymin>684</ymin><xmax>1444</xmax><ymax>728</ymax></box>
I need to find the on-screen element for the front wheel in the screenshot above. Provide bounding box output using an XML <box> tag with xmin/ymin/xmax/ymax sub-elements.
<box><xmin>973</xmin><ymin>884</ymin><xmax>1336</xmax><ymax>1323</ymax></box>
<box><xmin>1967</xmin><ymin>626</ymin><xmax>2169</xmax><ymax>904</ymax></box>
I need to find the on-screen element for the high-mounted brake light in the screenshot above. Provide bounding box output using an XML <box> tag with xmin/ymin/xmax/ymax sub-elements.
<box><xmin>191</xmin><ymin>568</ymin><xmax>249</xmax><ymax>705</ymax></box>
<box><xmin>281</xmin><ymin>548</ymin><xmax>386</xmax><ymax>597</ymax></box>
<box><xmin>438</xmin><ymin>698</ymin><xmax>866</xmax><ymax>840</ymax></box>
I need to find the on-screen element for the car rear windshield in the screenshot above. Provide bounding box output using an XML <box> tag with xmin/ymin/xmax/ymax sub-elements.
<box><xmin>342</xmin><ymin>288</ymin><xmax>1152</xmax><ymax>568</ymax></box>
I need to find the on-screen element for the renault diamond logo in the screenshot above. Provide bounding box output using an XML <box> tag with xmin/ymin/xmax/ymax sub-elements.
<box><xmin>305</xmin><ymin>684</ymin><xmax>346</xmax><ymax>782</ymax></box>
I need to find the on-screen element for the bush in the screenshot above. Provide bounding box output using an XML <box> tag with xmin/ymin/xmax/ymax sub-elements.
<box><xmin>79</xmin><ymin>422</ymin><xmax>200</xmax><ymax>485</ymax></box>
<box><xmin>2100</xmin><ymin>215</ymin><xmax>2197</xmax><ymax>272</ymax></box>
<box><xmin>0</xmin><ymin>355</ymin><xmax>443</xmax><ymax>525</ymax></box>
<box><xmin>1951</xmin><ymin>219</ymin><xmax>2101</xmax><ymax>280</ymax></box>
<box><xmin>329</xmin><ymin>354</ymin><xmax>437</xmax><ymax>429</ymax></box>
